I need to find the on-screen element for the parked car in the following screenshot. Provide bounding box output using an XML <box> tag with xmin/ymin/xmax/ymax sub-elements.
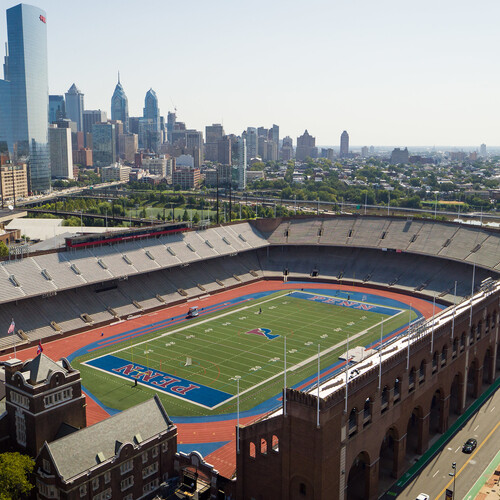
<box><xmin>416</xmin><ymin>494</ymin><xmax>430</xmax><ymax>500</ymax></box>
<box><xmin>462</xmin><ymin>438</ymin><xmax>477</xmax><ymax>453</ymax></box>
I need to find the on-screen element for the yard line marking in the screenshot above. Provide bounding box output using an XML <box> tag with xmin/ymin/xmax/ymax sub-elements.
<box><xmin>100</xmin><ymin>292</ymin><xmax>289</xmax><ymax>358</ymax></box>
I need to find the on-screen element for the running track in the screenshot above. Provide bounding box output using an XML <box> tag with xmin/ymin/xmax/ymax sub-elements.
<box><xmin>1</xmin><ymin>280</ymin><xmax>437</xmax><ymax>477</ymax></box>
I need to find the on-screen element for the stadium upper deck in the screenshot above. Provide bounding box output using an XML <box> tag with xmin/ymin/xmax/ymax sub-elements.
<box><xmin>0</xmin><ymin>215</ymin><xmax>499</xmax><ymax>350</ymax></box>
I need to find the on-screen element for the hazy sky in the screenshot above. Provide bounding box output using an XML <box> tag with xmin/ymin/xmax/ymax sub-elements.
<box><xmin>2</xmin><ymin>0</ymin><xmax>499</xmax><ymax>147</ymax></box>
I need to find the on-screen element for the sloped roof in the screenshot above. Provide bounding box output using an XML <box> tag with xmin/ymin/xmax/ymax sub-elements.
<box><xmin>46</xmin><ymin>396</ymin><xmax>174</xmax><ymax>481</ymax></box>
<box><xmin>20</xmin><ymin>354</ymin><xmax>67</xmax><ymax>385</ymax></box>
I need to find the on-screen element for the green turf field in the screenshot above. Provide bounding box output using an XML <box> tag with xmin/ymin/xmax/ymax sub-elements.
<box><xmin>74</xmin><ymin>290</ymin><xmax>416</xmax><ymax>417</ymax></box>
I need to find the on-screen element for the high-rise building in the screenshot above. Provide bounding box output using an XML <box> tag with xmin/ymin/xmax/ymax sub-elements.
<box><xmin>269</xmin><ymin>124</ymin><xmax>279</xmax><ymax>149</ymax></box>
<box><xmin>296</xmin><ymin>130</ymin><xmax>317</xmax><ymax>161</ymax></box>
<box><xmin>48</xmin><ymin>95</ymin><xmax>65</xmax><ymax>123</ymax></box>
<box><xmin>281</xmin><ymin>136</ymin><xmax>293</xmax><ymax>161</ymax></box>
<box><xmin>65</xmin><ymin>84</ymin><xmax>84</xmax><ymax>132</ymax></box>
<box><xmin>111</xmin><ymin>73</ymin><xmax>129</xmax><ymax>132</ymax></box>
<box><xmin>186</xmin><ymin>129</ymin><xmax>203</xmax><ymax>168</ymax></box>
<box><xmin>205</xmin><ymin>123</ymin><xmax>224</xmax><ymax>161</ymax></box>
<box><xmin>361</xmin><ymin>146</ymin><xmax>369</xmax><ymax>157</ymax></box>
<box><xmin>480</xmin><ymin>143</ymin><xmax>487</xmax><ymax>157</ymax></box>
<box><xmin>92</xmin><ymin>122</ymin><xmax>116</xmax><ymax>166</ymax></box>
<box><xmin>82</xmin><ymin>110</ymin><xmax>107</xmax><ymax>137</ymax></box>
<box><xmin>246</xmin><ymin>127</ymin><xmax>258</xmax><ymax>159</ymax></box>
<box><xmin>217</xmin><ymin>135</ymin><xmax>232</xmax><ymax>165</ymax></box>
<box><xmin>0</xmin><ymin>4</ymin><xmax>50</xmax><ymax>192</ymax></box>
<box><xmin>340</xmin><ymin>130</ymin><xmax>349</xmax><ymax>158</ymax></box>
<box><xmin>140</xmin><ymin>89</ymin><xmax>161</xmax><ymax>151</ymax></box>
<box><xmin>0</xmin><ymin>163</ymin><xmax>28</xmax><ymax>201</ymax></box>
<box><xmin>48</xmin><ymin>124</ymin><xmax>73</xmax><ymax>179</ymax></box>
<box><xmin>390</xmin><ymin>147</ymin><xmax>409</xmax><ymax>164</ymax></box>
<box><xmin>238</xmin><ymin>137</ymin><xmax>247</xmax><ymax>190</ymax></box>
<box><xmin>166</xmin><ymin>111</ymin><xmax>176</xmax><ymax>143</ymax></box>
<box><xmin>118</xmin><ymin>133</ymin><xmax>138</xmax><ymax>163</ymax></box>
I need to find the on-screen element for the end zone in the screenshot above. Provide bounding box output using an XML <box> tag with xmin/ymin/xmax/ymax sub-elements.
<box><xmin>83</xmin><ymin>354</ymin><xmax>232</xmax><ymax>409</ymax></box>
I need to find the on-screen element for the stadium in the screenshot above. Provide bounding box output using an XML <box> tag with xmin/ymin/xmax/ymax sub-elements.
<box><xmin>1</xmin><ymin>214</ymin><xmax>499</xmax><ymax>499</ymax></box>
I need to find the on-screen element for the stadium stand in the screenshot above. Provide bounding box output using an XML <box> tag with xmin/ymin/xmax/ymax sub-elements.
<box><xmin>0</xmin><ymin>217</ymin><xmax>499</xmax><ymax>350</ymax></box>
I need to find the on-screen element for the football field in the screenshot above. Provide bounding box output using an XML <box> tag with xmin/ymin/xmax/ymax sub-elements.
<box><xmin>75</xmin><ymin>289</ymin><xmax>416</xmax><ymax>417</ymax></box>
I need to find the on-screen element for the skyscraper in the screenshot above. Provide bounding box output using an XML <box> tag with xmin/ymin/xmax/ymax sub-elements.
<box><xmin>48</xmin><ymin>124</ymin><xmax>73</xmax><ymax>179</ymax></box>
<box><xmin>141</xmin><ymin>89</ymin><xmax>161</xmax><ymax>151</ymax></box>
<box><xmin>48</xmin><ymin>95</ymin><xmax>65</xmax><ymax>123</ymax></box>
<box><xmin>340</xmin><ymin>130</ymin><xmax>349</xmax><ymax>158</ymax></box>
<box><xmin>296</xmin><ymin>130</ymin><xmax>317</xmax><ymax>161</ymax></box>
<box><xmin>111</xmin><ymin>73</ymin><xmax>129</xmax><ymax>132</ymax></box>
<box><xmin>65</xmin><ymin>84</ymin><xmax>84</xmax><ymax>132</ymax></box>
<box><xmin>92</xmin><ymin>122</ymin><xmax>116</xmax><ymax>166</ymax></box>
<box><xmin>238</xmin><ymin>137</ymin><xmax>247</xmax><ymax>190</ymax></box>
<box><xmin>1</xmin><ymin>3</ymin><xmax>50</xmax><ymax>192</ymax></box>
<box><xmin>246</xmin><ymin>127</ymin><xmax>258</xmax><ymax>159</ymax></box>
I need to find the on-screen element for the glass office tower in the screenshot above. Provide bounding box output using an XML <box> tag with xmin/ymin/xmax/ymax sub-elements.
<box><xmin>3</xmin><ymin>4</ymin><xmax>50</xmax><ymax>192</ymax></box>
<box><xmin>111</xmin><ymin>74</ymin><xmax>129</xmax><ymax>132</ymax></box>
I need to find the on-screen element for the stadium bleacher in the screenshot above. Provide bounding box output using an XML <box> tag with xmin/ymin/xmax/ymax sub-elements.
<box><xmin>0</xmin><ymin>217</ymin><xmax>499</xmax><ymax>350</ymax></box>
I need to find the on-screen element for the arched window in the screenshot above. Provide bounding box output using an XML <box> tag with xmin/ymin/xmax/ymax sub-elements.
<box><xmin>394</xmin><ymin>377</ymin><xmax>401</xmax><ymax>402</ymax></box>
<box><xmin>409</xmin><ymin>367</ymin><xmax>416</xmax><ymax>391</ymax></box>
<box><xmin>452</xmin><ymin>338</ymin><xmax>459</xmax><ymax>358</ymax></box>
<box><xmin>363</xmin><ymin>397</ymin><xmax>372</xmax><ymax>426</ymax></box>
<box><xmin>441</xmin><ymin>345</ymin><xmax>447</xmax><ymax>366</ymax></box>
<box><xmin>419</xmin><ymin>360</ymin><xmax>426</xmax><ymax>381</ymax></box>
<box><xmin>272</xmin><ymin>435</ymin><xmax>279</xmax><ymax>453</ymax></box>
<box><xmin>348</xmin><ymin>408</ymin><xmax>357</xmax><ymax>436</ymax></box>
<box><xmin>381</xmin><ymin>386</ymin><xmax>389</xmax><ymax>413</ymax></box>
<box><xmin>249</xmin><ymin>442</ymin><xmax>256</xmax><ymax>458</ymax></box>
<box><xmin>260</xmin><ymin>438</ymin><xmax>267</xmax><ymax>455</ymax></box>
<box><xmin>469</xmin><ymin>325</ymin><xmax>475</xmax><ymax>345</ymax></box>
<box><xmin>477</xmin><ymin>321</ymin><xmax>482</xmax><ymax>340</ymax></box>
<box><xmin>460</xmin><ymin>332</ymin><xmax>466</xmax><ymax>351</ymax></box>
<box><xmin>432</xmin><ymin>352</ymin><xmax>439</xmax><ymax>373</ymax></box>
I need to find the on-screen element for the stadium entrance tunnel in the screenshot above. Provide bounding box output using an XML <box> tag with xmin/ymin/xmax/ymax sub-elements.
<box><xmin>378</xmin><ymin>427</ymin><xmax>404</xmax><ymax>495</ymax></box>
<box><xmin>406</xmin><ymin>406</ymin><xmax>425</xmax><ymax>458</ymax></box>
<box><xmin>497</xmin><ymin>342</ymin><xmax>500</xmax><ymax>376</ymax></box>
<box><xmin>429</xmin><ymin>388</ymin><xmax>446</xmax><ymax>436</ymax></box>
<box><xmin>347</xmin><ymin>451</ymin><xmax>372</xmax><ymax>500</ymax></box>
<box><xmin>449</xmin><ymin>372</ymin><xmax>463</xmax><ymax>424</ymax></box>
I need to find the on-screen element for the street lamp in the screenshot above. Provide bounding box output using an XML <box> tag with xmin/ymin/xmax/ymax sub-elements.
<box><xmin>448</xmin><ymin>461</ymin><xmax>457</xmax><ymax>499</ymax></box>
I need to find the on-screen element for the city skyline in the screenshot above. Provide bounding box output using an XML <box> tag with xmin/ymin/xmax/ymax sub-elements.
<box><xmin>1</xmin><ymin>0</ymin><xmax>500</xmax><ymax>147</ymax></box>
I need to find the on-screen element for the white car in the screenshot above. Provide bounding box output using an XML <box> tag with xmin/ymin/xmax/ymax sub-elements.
<box><xmin>416</xmin><ymin>494</ymin><xmax>430</xmax><ymax>500</ymax></box>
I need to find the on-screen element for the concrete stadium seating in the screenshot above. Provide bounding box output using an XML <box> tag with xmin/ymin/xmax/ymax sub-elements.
<box><xmin>0</xmin><ymin>217</ymin><xmax>499</xmax><ymax>351</ymax></box>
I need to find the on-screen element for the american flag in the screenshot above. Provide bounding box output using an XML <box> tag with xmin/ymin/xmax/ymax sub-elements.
<box><xmin>7</xmin><ymin>319</ymin><xmax>15</xmax><ymax>335</ymax></box>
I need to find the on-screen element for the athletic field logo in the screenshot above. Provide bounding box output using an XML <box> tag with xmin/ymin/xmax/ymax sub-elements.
<box><xmin>245</xmin><ymin>327</ymin><xmax>280</xmax><ymax>340</ymax></box>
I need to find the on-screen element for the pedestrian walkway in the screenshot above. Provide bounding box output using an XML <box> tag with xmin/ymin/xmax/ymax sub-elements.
<box><xmin>464</xmin><ymin>450</ymin><xmax>500</xmax><ymax>500</ymax></box>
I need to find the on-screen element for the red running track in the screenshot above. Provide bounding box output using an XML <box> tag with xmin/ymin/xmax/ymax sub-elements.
<box><xmin>1</xmin><ymin>280</ymin><xmax>436</xmax><ymax>478</ymax></box>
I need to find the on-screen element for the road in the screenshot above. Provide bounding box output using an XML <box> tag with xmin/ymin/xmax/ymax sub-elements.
<box><xmin>399</xmin><ymin>385</ymin><xmax>500</xmax><ymax>500</ymax></box>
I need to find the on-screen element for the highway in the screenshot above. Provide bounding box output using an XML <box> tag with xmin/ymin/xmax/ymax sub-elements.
<box><xmin>399</xmin><ymin>384</ymin><xmax>500</xmax><ymax>500</ymax></box>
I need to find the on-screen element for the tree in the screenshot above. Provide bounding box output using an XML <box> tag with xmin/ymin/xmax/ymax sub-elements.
<box><xmin>0</xmin><ymin>452</ymin><xmax>35</xmax><ymax>499</ymax></box>
<box><xmin>0</xmin><ymin>241</ymin><xmax>8</xmax><ymax>258</ymax></box>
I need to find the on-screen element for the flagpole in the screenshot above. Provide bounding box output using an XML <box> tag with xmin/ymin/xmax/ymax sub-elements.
<box><xmin>469</xmin><ymin>261</ymin><xmax>476</xmax><ymax>327</ymax></box>
<box><xmin>284</xmin><ymin>336</ymin><xmax>287</xmax><ymax>417</ymax></box>
<box><xmin>430</xmin><ymin>295</ymin><xmax>436</xmax><ymax>354</ymax></box>
<box><xmin>344</xmin><ymin>334</ymin><xmax>349</xmax><ymax>413</ymax></box>
<box><xmin>317</xmin><ymin>344</ymin><xmax>320</xmax><ymax>428</ymax></box>
<box><xmin>407</xmin><ymin>306</ymin><xmax>411</xmax><ymax>371</ymax></box>
<box><xmin>451</xmin><ymin>281</ymin><xmax>457</xmax><ymax>339</ymax></box>
<box><xmin>236</xmin><ymin>377</ymin><xmax>240</xmax><ymax>454</ymax></box>
<box><xmin>378</xmin><ymin>319</ymin><xmax>383</xmax><ymax>390</ymax></box>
